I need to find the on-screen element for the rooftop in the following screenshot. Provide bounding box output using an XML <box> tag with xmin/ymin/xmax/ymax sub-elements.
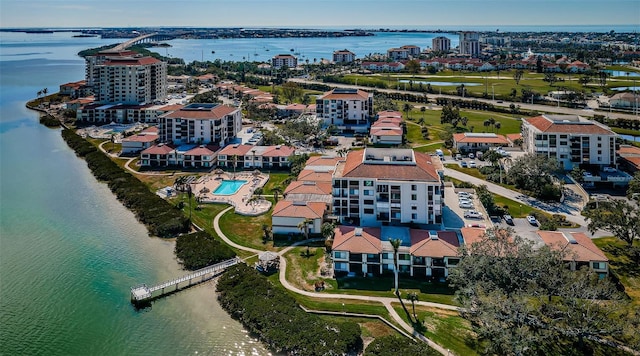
<box><xmin>537</xmin><ymin>231</ymin><xmax>608</xmax><ymax>262</ymax></box>
<box><xmin>524</xmin><ymin>115</ymin><xmax>616</xmax><ymax>135</ymax></box>
<box><xmin>272</xmin><ymin>200</ymin><xmax>326</xmax><ymax>219</ymax></box>
<box><xmin>335</xmin><ymin>148</ymin><xmax>439</xmax><ymax>181</ymax></box>
<box><xmin>163</xmin><ymin>104</ymin><xmax>238</xmax><ymax>120</ymax></box>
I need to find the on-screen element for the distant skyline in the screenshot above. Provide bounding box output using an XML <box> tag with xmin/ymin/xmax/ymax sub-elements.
<box><xmin>1</xmin><ymin>0</ymin><xmax>638</xmax><ymax>29</ymax></box>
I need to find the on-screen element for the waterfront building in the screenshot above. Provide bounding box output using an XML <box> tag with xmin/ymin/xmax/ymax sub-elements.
<box><xmin>121</xmin><ymin>126</ymin><xmax>159</xmax><ymax>154</ymax></box>
<box><xmin>332</xmin><ymin>49</ymin><xmax>356</xmax><ymax>63</ymax></box>
<box><xmin>521</xmin><ymin>115</ymin><xmax>617</xmax><ymax>170</ymax></box>
<box><xmin>459</xmin><ymin>32</ymin><xmax>480</xmax><ymax>57</ymax></box>
<box><xmin>216</xmin><ymin>143</ymin><xmax>295</xmax><ymax>169</ymax></box>
<box><xmin>315</xmin><ymin>88</ymin><xmax>374</xmax><ymax>133</ymax></box>
<box><xmin>331</xmin><ymin>226</ymin><xmax>460</xmax><ymax>278</ymax></box>
<box><xmin>59</xmin><ymin>80</ymin><xmax>90</xmax><ymax>99</ymax></box>
<box><xmin>332</xmin><ymin>148</ymin><xmax>443</xmax><ymax>226</ymax></box>
<box><xmin>360</xmin><ymin>61</ymin><xmax>405</xmax><ymax>72</ymax></box>
<box><xmin>271</xmin><ymin>54</ymin><xmax>297</xmax><ymax>69</ymax></box>
<box><xmin>271</xmin><ymin>200</ymin><xmax>327</xmax><ymax>235</ymax></box>
<box><xmin>140</xmin><ymin>143</ymin><xmax>219</xmax><ymax>168</ymax></box>
<box><xmin>432</xmin><ymin>36</ymin><xmax>451</xmax><ymax>52</ymax></box>
<box><xmin>370</xmin><ymin>111</ymin><xmax>404</xmax><ymax>145</ymax></box>
<box><xmin>159</xmin><ymin>103</ymin><xmax>241</xmax><ymax>146</ymax></box>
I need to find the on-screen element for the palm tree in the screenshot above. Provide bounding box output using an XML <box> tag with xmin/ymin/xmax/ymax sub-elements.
<box><xmin>483</xmin><ymin>119</ymin><xmax>491</xmax><ymax>131</ymax></box>
<box><xmin>261</xmin><ymin>224</ymin><xmax>272</xmax><ymax>241</ymax></box>
<box><xmin>272</xmin><ymin>185</ymin><xmax>283</xmax><ymax>203</ymax></box>
<box><xmin>389</xmin><ymin>238</ymin><xmax>402</xmax><ymax>295</ymax></box>
<box><xmin>232</xmin><ymin>154</ymin><xmax>238</xmax><ymax>179</ymax></box>
<box><xmin>321</xmin><ymin>221</ymin><xmax>336</xmax><ymax>240</ymax></box>
<box><xmin>406</xmin><ymin>292</ymin><xmax>419</xmax><ymax>322</ymax></box>
<box><xmin>402</xmin><ymin>103</ymin><xmax>412</xmax><ymax>120</ymax></box>
<box><xmin>460</xmin><ymin>116</ymin><xmax>469</xmax><ymax>127</ymax></box>
<box><xmin>298</xmin><ymin>218</ymin><xmax>313</xmax><ymax>240</ymax></box>
<box><xmin>488</xmin><ymin>117</ymin><xmax>496</xmax><ymax>131</ymax></box>
<box><xmin>214</xmin><ymin>168</ymin><xmax>224</xmax><ymax>180</ymax></box>
<box><xmin>420</xmin><ymin>106</ymin><xmax>426</xmax><ymax>121</ymax></box>
<box><xmin>336</xmin><ymin>147</ymin><xmax>349</xmax><ymax>157</ymax></box>
<box><xmin>42</xmin><ymin>88</ymin><xmax>48</xmax><ymax>97</ymax></box>
<box><xmin>494</xmin><ymin>121</ymin><xmax>501</xmax><ymax>133</ymax></box>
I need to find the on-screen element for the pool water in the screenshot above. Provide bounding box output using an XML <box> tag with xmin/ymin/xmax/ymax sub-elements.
<box><xmin>213</xmin><ymin>180</ymin><xmax>247</xmax><ymax>195</ymax></box>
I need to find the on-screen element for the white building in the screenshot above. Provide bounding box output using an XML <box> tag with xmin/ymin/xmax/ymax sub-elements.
<box><xmin>315</xmin><ymin>88</ymin><xmax>374</xmax><ymax>133</ymax></box>
<box><xmin>217</xmin><ymin>143</ymin><xmax>295</xmax><ymax>169</ymax></box>
<box><xmin>332</xmin><ymin>148</ymin><xmax>443</xmax><ymax>226</ymax></box>
<box><xmin>271</xmin><ymin>54</ymin><xmax>298</xmax><ymax>69</ymax></box>
<box><xmin>87</xmin><ymin>51</ymin><xmax>167</xmax><ymax>105</ymax></box>
<box><xmin>271</xmin><ymin>200</ymin><xmax>326</xmax><ymax>235</ymax></box>
<box><xmin>452</xmin><ymin>133</ymin><xmax>510</xmax><ymax>153</ymax></box>
<box><xmin>459</xmin><ymin>32</ymin><xmax>480</xmax><ymax>57</ymax></box>
<box><xmin>159</xmin><ymin>103</ymin><xmax>241</xmax><ymax>146</ymax></box>
<box><xmin>432</xmin><ymin>36</ymin><xmax>451</xmax><ymax>52</ymax></box>
<box><xmin>521</xmin><ymin>115</ymin><xmax>618</xmax><ymax>170</ymax></box>
<box><xmin>370</xmin><ymin>112</ymin><xmax>403</xmax><ymax>145</ymax></box>
<box><xmin>333</xmin><ymin>49</ymin><xmax>356</xmax><ymax>63</ymax></box>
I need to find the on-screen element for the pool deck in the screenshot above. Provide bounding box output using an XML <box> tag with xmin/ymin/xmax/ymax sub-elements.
<box><xmin>192</xmin><ymin>172</ymin><xmax>271</xmax><ymax>216</ymax></box>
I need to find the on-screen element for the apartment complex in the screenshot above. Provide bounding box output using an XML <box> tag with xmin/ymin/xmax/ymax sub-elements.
<box><xmin>536</xmin><ymin>231</ymin><xmax>609</xmax><ymax>278</ymax></box>
<box><xmin>85</xmin><ymin>50</ymin><xmax>167</xmax><ymax>105</ymax></box>
<box><xmin>158</xmin><ymin>103</ymin><xmax>241</xmax><ymax>146</ymax></box>
<box><xmin>332</xmin><ymin>49</ymin><xmax>356</xmax><ymax>63</ymax></box>
<box><xmin>216</xmin><ymin>143</ymin><xmax>295</xmax><ymax>169</ymax></box>
<box><xmin>432</xmin><ymin>36</ymin><xmax>451</xmax><ymax>52</ymax></box>
<box><xmin>332</xmin><ymin>148</ymin><xmax>443</xmax><ymax>227</ymax></box>
<box><xmin>370</xmin><ymin>111</ymin><xmax>404</xmax><ymax>145</ymax></box>
<box><xmin>521</xmin><ymin>115</ymin><xmax>617</xmax><ymax>170</ymax></box>
<box><xmin>315</xmin><ymin>88</ymin><xmax>374</xmax><ymax>133</ymax></box>
<box><xmin>459</xmin><ymin>32</ymin><xmax>480</xmax><ymax>57</ymax></box>
<box><xmin>271</xmin><ymin>54</ymin><xmax>297</xmax><ymax>69</ymax></box>
<box><xmin>386</xmin><ymin>45</ymin><xmax>420</xmax><ymax>60</ymax></box>
<box><xmin>331</xmin><ymin>226</ymin><xmax>460</xmax><ymax>278</ymax></box>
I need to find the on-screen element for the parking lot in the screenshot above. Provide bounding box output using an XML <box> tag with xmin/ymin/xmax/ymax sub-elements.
<box><xmin>443</xmin><ymin>186</ymin><xmax>492</xmax><ymax>229</ymax></box>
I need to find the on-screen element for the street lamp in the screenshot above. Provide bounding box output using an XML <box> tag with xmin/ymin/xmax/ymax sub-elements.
<box><xmin>492</xmin><ymin>84</ymin><xmax>495</xmax><ymax>101</ymax></box>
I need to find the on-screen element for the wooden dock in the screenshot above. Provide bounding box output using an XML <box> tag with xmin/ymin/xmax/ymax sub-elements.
<box><xmin>130</xmin><ymin>257</ymin><xmax>239</xmax><ymax>304</ymax></box>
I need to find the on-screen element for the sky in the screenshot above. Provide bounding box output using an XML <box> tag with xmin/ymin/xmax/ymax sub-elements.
<box><xmin>1</xmin><ymin>0</ymin><xmax>638</xmax><ymax>28</ymax></box>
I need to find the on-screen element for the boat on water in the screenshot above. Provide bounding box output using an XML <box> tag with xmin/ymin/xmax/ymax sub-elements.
<box><xmin>290</xmin><ymin>48</ymin><xmax>294</xmax><ymax>52</ymax></box>
<box><xmin>211</xmin><ymin>50</ymin><xmax>215</xmax><ymax>54</ymax></box>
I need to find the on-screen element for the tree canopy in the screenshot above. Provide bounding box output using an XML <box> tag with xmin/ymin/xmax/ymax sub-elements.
<box><xmin>506</xmin><ymin>153</ymin><xmax>563</xmax><ymax>201</ymax></box>
<box><xmin>584</xmin><ymin>199</ymin><xmax>640</xmax><ymax>247</ymax></box>
<box><xmin>449</xmin><ymin>227</ymin><xmax>633</xmax><ymax>355</ymax></box>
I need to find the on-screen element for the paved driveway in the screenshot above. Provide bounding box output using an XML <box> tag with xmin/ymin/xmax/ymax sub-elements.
<box><xmin>443</xmin><ymin>186</ymin><xmax>491</xmax><ymax>229</ymax></box>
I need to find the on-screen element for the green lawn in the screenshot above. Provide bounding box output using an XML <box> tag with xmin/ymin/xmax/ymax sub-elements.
<box><xmin>218</xmin><ymin>206</ymin><xmax>280</xmax><ymax>251</ymax></box>
<box><xmin>592</xmin><ymin>237</ymin><xmax>640</xmax><ymax>305</ymax></box>
<box><xmin>392</xmin><ymin>304</ymin><xmax>481</xmax><ymax>356</ymax></box>
<box><xmin>262</xmin><ymin>172</ymin><xmax>291</xmax><ymax>195</ymax></box>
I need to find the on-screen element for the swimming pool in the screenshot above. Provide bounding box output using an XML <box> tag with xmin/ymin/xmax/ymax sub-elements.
<box><xmin>213</xmin><ymin>180</ymin><xmax>247</xmax><ymax>195</ymax></box>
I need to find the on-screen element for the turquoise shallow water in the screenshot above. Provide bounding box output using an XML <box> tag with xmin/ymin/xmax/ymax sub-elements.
<box><xmin>0</xmin><ymin>32</ymin><xmax>268</xmax><ymax>356</ymax></box>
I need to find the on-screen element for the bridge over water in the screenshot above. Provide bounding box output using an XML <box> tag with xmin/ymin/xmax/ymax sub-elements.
<box><xmin>111</xmin><ymin>32</ymin><xmax>176</xmax><ymax>52</ymax></box>
<box><xmin>130</xmin><ymin>257</ymin><xmax>239</xmax><ymax>304</ymax></box>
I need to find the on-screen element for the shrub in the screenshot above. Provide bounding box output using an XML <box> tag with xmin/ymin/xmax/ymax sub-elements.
<box><xmin>175</xmin><ymin>231</ymin><xmax>235</xmax><ymax>270</ymax></box>
<box><xmin>365</xmin><ymin>336</ymin><xmax>439</xmax><ymax>355</ymax></box>
<box><xmin>217</xmin><ymin>264</ymin><xmax>363</xmax><ymax>356</ymax></box>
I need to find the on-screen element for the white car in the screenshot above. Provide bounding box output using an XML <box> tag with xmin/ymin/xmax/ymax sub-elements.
<box><xmin>468</xmin><ymin>161</ymin><xmax>477</xmax><ymax>168</ymax></box>
<box><xmin>526</xmin><ymin>215</ymin><xmax>538</xmax><ymax>225</ymax></box>
<box><xmin>603</xmin><ymin>167</ymin><xmax>616</xmax><ymax>173</ymax></box>
<box><xmin>464</xmin><ymin>210</ymin><xmax>483</xmax><ymax>219</ymax></box>
<box><xmin>468</xmin><ymin>153</ymin><xmax>475</xmax><ymax>159</ymax></box>
<box><xmin>458</xmin><ymin>192</ymin><xmax>472</xmax><ymax>198</ymax></box>
<box><xmin>459</xmin><ymin>201</ymin><xmax>474</xmax><ymax>209</ymax></box>
<box><xmin>458</xmin><ymin>197</ymin><xmax>473</xmax><ymax>204</ymax></box>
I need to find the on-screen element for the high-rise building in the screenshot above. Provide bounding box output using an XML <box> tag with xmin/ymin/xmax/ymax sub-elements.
<box><xmin>432</xmin><ymin>36</ymin><xmax>451</xmax><ymax>52</ymax></box>
<box><xmin>85</xmin><ymin>50</ymin><xmax>167</xmax><ymax>105</ymax></box>
<box><xmin>459</xmin><ymin>32</ymin><xmax>480</xmax><ymax>57</ymax></box>
<box><xmin>271</xmin><ymin>54</ymin><xmax>297</xmax><ymax>69</ymax></box>
<box><xmin>159</xmin><ymin>103</ymin><xmax>242</xmax><ymax>146</ymax></box>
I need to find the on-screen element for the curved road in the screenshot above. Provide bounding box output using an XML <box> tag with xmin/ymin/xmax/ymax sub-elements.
<box><xmin>212</xmin><ymin>206</ymin><xmax>457</xmax><ymax>355</ymax></box>
<box><xmin>289</xmin><ymin>78</ymin><xmax>638</xmax><ymax>120</ymax></box>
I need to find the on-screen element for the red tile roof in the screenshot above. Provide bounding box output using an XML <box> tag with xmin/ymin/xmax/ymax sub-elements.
<box><xmin>283</xmin><ymin>181</ymin><xmax>332</xmax><ymax>195</ymax></box>
<box><xmin>157</xmin><ymin>104</ymin><xmax>184</xmax><ymax>112</ymax></box>
<box><xmin>218</xmin><ymin>144</ymin><xmax>254</xmax><ymax>156</ymax></box>
<box><xmin>460</xmin><ymin>227</ymin><xmax>487</xmax><ymax>246</ymax></box>
<box><xmin>297</xmin><ymin>170</ymin><xmax>334</xmax><ymax>182</ymax></box>
<box><xmin>104</xmin><ymin>57</ymin><xmax>161</xmax><ymax>66</ymax></box>
<box><xmin>141</xmin><ymin>144</ymin><xmax>175</xmax><ymax>155</ymax></box>
<box><xmin>185</xmin><ymin>145</ymin><xmax>219</xmax><ymax>156</ymax></box>
<box><xmin>272</xmin><ymin>200</ymin><xmax>326</xmax><ymax>219</ymax></box>
<box><xmin>537</xmin><ymin>231</ymin><xmax>608</xmax><ymax>262</ymax></box>
<box><xmin>370</xmin><ymin>127</ymin><xmax>403</xmax><ymax>136</ymax></box>
<box><xmin>141</xmin><ymin>126</ymin><xmax>159</xmax><ymax>134</ymax></box>
<box><xmin>453</xmin><ymin>133</ymin><xmax>509</xmax><ymax>144</ymax></box>
<box><xmin>377</xmin><ymin>110</ymin><xmax>403</xmax><ymax>118</ymax></box>
<box><xmin>506</xmin><ymin>133</ymin><xmax>522</xmax><ymax>142</ymax></box>
<box><xmin>262</xmin><ymin>145</ymin><xmax>295</xmax><ymax>157</ymax></box>
<box><xmin>617</xmin><ymin>145</ymin><xmax>640</xmax><ymax>156</ymax></box>
<box><xmin>305</xmin><ymin>156</ymin><xmax>345</xmax><ymax>168</ymax></box>
<box><xmin>525</xmin><ymin>115</ymin><xmax>615</xmax><ymax>135</ymax></box>
<box><xmin>410</xmin><ymin>230</ymin><xmax>460</xmax><ymax>257</ymax></box>
<box><xmin>320</xmin><ymin>89</ymin><xmax>371</xmax><ymax>101</ymax></box>
<box><xmin>340</xmin><ymin>150</ymin><xmax>439</xmax><ymax>181</ymax></box>
<box><xmin>332</xmin><ymin>226</ymin><xmax>383</xmax><ymax>254</ymax></box>
<box><xmin>164</xmin><ymin>105</ymin><xmax>237</xmax><ymax>120</ymax></box>
<box><xmin>122</xmin><ymin>134</ymin><xmax>158</xmax><ymax>143</ymax></box>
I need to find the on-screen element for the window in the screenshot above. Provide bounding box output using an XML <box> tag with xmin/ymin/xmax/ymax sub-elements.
<box><xmin>411</xmin><ymin>213</ymin><xmax>417</xmax><ymax>220</ymax></box>
<box><xmin>399</xmin><ymin>254</ymin><xmax>411</xmax><ymax>261</ymax></box>
<box><xmin>334</xmin><ymin>251</ymin><xmax>347</xmax><ymax>259</ymax></box>
<box><xmin>411</xmin><ymin>194</ymin><xmax>417</xmax><ymax>200</ymax></box>
<box><xmin>411</xmin><ymin>206</ymin><xmax>417</xmax><ymax>210</ymax></box>
<box><xmin>592</xmin><ymin>262</ymin><xmax>606</xmax><ymax>270</ymax></box>
<box><xmin>364</xmin><ymin>208</ymin><xmax>374</xmax><ymax>214</ymax></box>
<box><xmin>335</xmin><ymin>262</ymin><xmax>348</xmax><ymax>271</ymax></box>
<box><xmin>363</xmin><ymin>190</ymin><xmax>373</xmax><ymax>196</ymax></box>
<box><xmin>411</xmin><ymin>184</ymin><xmax>417</xmax><ymax>191</ymax></box>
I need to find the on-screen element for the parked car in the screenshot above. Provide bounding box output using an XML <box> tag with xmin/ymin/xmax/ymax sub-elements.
<box><xmin>458</xmin><ymin>198</ymin><xmax>473</xmax><ymax>205</ymax></box>
<box><xmin>455</xmin><ymin>153</ymin><xmax>462</xmax><ymax>160</ymax></box>
<box><xmin>468</xmin><ymin>153</ymin><xmax>475</xmax><ymax>159</ymax></box>
<box><xmin>526</xmin><ymin>215</ymin><xmax>538</xmax><ymax>225</ymax></box>
<box><xmin>603</xmin><ymin>167</ymin><xmax>616</xmax><ymax>173</ymax></box>
<box><xmin>459</xmin><ymin>201</ymin><xmax>474</xmax><ymax>209</ymax></box>
<box><xmin>503</xmin><ymin>214</ymin><xmax>514</xmax><ymax>225</ymax></box>
<box><xmin>467</xmin><ymin>223</ymin><xmax>486</xmax><ymax>228</ymax></box>
<box><xmin>583</xmin><ymin>171</ymin><xmax>593</xmax><ymax>177</ymax></box>
<box><xmin>464</xmin><ymin>210</ymin><xmax>483</xmax><ymax>219</ymax></box>
<box><xmin>468</xmin><ymin>161</ymin><xmax>477</xmax><ymax>168</ymax></box>
<box><xmin>460</xmin><ymin>161</ymin><xmax>468</xmax><ymax>168</ymax></box>
<box><xmin>458</xmin><ymin>191</ymin><xmax>472</xmax><ymax>198</ymax></box>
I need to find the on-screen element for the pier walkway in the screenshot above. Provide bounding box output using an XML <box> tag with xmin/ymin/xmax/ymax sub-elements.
<box><xmin>130</xmin><ymin>257</ymin><xmax>239</xmax><ymax>304</ymax></box>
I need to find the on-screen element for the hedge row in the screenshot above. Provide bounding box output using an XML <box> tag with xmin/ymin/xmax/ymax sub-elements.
<box><xmin>217</xmin><ymin>264</ymin><xmax>363</xmax><ymax>356</ymax></box>
<box><xmin>365</xmin><ymin>336</ymin><xmax>439</xmax><ymax>356</ymax></box>
<box><xmin>61</xmin><ymin>128</ymin><xmax>189</xmax><ymax>237</ymax></box>
<box><xmin>175</xmin><ymin>231</ymin><xmax>235</xmax><ymax>270</ymax></box>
